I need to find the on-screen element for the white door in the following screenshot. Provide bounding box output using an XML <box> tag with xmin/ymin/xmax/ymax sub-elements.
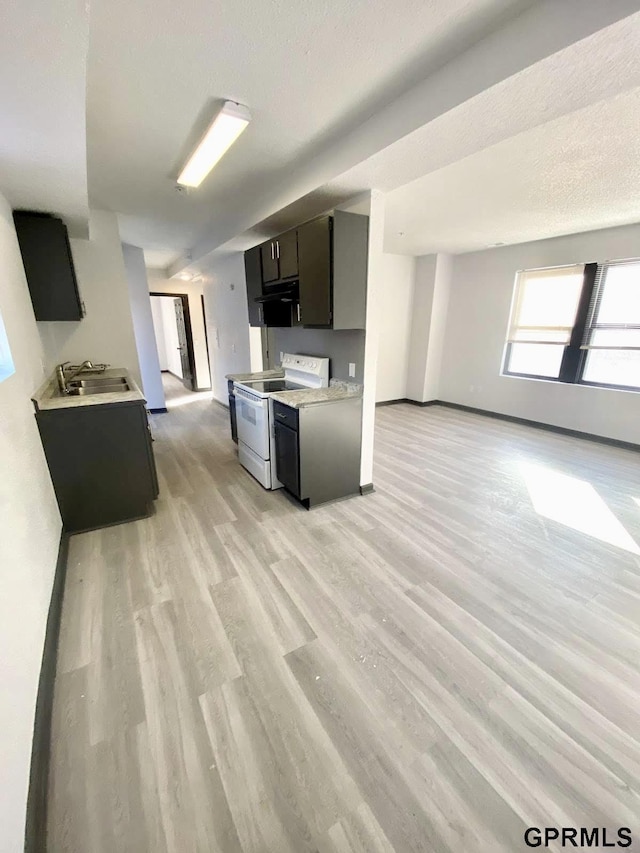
<box><xmin>235</xmin><ymin>388</ymin><xmax>271</xmax><ymax>460</ymax></box>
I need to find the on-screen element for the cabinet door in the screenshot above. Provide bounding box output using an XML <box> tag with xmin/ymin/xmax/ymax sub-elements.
<box><xmin>297</xmin><ymin>216</ymin><xmax>332</xmax><ymax>327</ymax></box>
<box><xmin>274</xmin><ymin>421</ymin><xmax>300</xmax><ymax>498</ymax></box>
<box><xmin>260</xmin><ymin>240</ymin><xmax>279</xmax><ymax>283</ymax></box>
<box><xmin>244</xmin><ymin>246</ymin><xmax>264</xmax><ymax>326</ymax></box>
<box><xmin>13</xmin><ymin>212</ymin><xmax>83</xmax><ymax>321</ymax></box>
<box><xmin>276</xmin><ymin>229</ymin><xmax>298</xmax><ymax>279</ymax></box>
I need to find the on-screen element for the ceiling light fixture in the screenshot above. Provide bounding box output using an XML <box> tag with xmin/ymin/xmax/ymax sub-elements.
<box><xmin>177</xmin><ymin>101</ymin><xmax>251</xmax><ymax>188</ymax></box>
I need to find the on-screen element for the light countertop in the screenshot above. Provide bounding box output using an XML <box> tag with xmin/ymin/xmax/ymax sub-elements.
<box><xmin>226</xmin><ymin>369</ymin><xmax>284</xmax><ymax>382</ymax></box>
<box><xmin>270</xmin><ymin>380</ymin><xmax>363</xmax><ymax>409</ymax></box>
<box><xmin>32</xmin><ymin>368</ymin><xmax>146</xmax><ymax>412</ymax></box>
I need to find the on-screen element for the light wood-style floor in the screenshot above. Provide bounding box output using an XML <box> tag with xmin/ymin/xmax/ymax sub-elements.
<box><xmin>48</xmin><ymin>375</ymin><xmax>640</xmax><ymax>852</ymax></box>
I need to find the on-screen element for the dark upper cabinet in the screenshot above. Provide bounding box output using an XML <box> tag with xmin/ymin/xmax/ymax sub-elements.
<box><xmin>260</xmin><ymin>240</ymin><xmax>279</xmax><ymax>283</ymax></box>
<box><xmin>297</xmin><ymin>211</ymin><xmax>369</xmax><ymax>329</ymax></box>
<box><xmin>297</xmin><ymin>216</ymin><xmax>332</xmax><ymax>327</ymax></box>
<box><xmin>244</xmin><ymin>246</ymin><xmax>265</xmax><ymax>327</ymax></box>
<box><xmin>260</xmin><ymin>230</ymin><xmax>298</xmax><ymax>285</ymax></box>
<box><xmin>244</xmin><ymin>210</ymin><xmax>368</xmax><ymax>330</ymax></box>
<box><xmin>277</xmin><ymin>229</ymin><xmax>298</xmax><ymax>279</ymax></box>
<box><xmin>13</xmin><ymin>211</ymin><xmax>83</xmax><ymax>321</ymax></box>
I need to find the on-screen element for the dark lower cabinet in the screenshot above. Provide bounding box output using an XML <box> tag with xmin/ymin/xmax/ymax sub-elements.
<box><xmin>274</xmin><ymin>420</ymin><xmax>300</xmax><ymax>498</ymax></box>
<box><xmin>228</xmin><ymin>379</ymin><xmax>238</xmax><ymax>443</ymax></box>
<box><xmin>273</xmin><ymin>397</ymin><xmax>362</xmax><ymax>508</ymax></box>
<box><xmin>36</xmin><ymin>401</ymin><xmax>158</xmax><ymax>533</ymax></box>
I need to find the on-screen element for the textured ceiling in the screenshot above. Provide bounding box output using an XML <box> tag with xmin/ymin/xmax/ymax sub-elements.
<box><xmin>383</xmin><ymin>85</ymin><xmax>640</xmax><ymax>255</ymax></box>
<box><xmin>86</xmin><ymin>0</ymin><xmax>532</xmax><ymax>265</ymax></box>
<box><xmin>201</xmin><ymin>8</ymin><xmax>640</xmax><ymax>265</ymax></box>
<box><xmin>0</xmin><ymin>0</ymin><xmax>89</xmax><ymax>234</ymax></box>
<box><xmin>180</xmin><ymin>0</ymin><xmax>640</xmax><ymax>273</ymax></box>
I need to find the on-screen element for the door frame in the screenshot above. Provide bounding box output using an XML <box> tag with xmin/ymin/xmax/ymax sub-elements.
<box><xmin>150</xmin><ymin>292</ymin><xmax>197</xmax><ymax>391</ymax></box>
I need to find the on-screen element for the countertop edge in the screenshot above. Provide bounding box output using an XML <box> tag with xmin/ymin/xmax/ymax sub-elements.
<box><xmin>32</xmin><ymin>368</ymin><xmax>147</xmax><ymax>412</ymax></box>
<box><xmin>270</xmin><ymin>389</ymin><xmax>363</xmax><ymax>410</ymax></box>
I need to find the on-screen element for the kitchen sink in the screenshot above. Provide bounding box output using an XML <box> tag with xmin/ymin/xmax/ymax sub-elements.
<box><xmin>67</xmin><ymin>385</ymin><xmax>131</xmax><ymax>396</ymax></box>
<box><xmin>66</xmin><ymin>376</ymin><xmax>131</xmax><ymax>395</ymax></box>
<box><xmin>68</xmin><ymin>377</ymin><xmax>128</xmax><ymax>388</ymax></box>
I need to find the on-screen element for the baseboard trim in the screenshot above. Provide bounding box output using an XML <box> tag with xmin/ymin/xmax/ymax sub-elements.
<box><xmin>24</xmin><ymin>532</ymin><xmax>70</xmax><ymax>853</ymax></box>
<box><xmin>404</xmin><ymin>399</ymin><xmax>440</xmax><ymax>408</ymax></box>
<box><xmin>148</xmin><ymin>407</ymin><xmax>168</xmax><ymax>414</ymax></box>
<box><xmin>375</xmin><ymin>398</ymin><xmax>439</xmax><ymax>408</ymax></box>
<box><xmin>359</xmin><ymin>483</ymin><xmax>375</xmax><ymax>495</ymax></box>
<box><xmin>378</xmin><ymin>398</ymin><xmax>639</xmax><ymax>451</ymax></box>
<box><xmin>435</xmin><ymin>400</ymin><xmax>640</xmax><ymax>452</ymax></box>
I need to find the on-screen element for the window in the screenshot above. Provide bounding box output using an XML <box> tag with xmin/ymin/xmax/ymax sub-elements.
<box><xmin>503</xmin><ymin>259</ymin><xmax>640</xmax><ymax>392</ymax></box>
<box><xmin>504</xmin><ymin>265</ymin><xmax>585</xmax><ymax>380</ymax></box>
<box><xmin>0</xmin><ymin>310</ymin><xmax>15</xmax><ymax>383</ymax></box>
<box><xmin>581</xmin><ymin>261</ymin><xmax>640</xmax><ymax>390</ymax></box>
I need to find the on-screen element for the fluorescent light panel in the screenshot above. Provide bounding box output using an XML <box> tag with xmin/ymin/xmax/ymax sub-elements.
<box><xmin>177</xmin><ymin>101</ymin><xmax>251</xmax><ymax>188</ymax></box>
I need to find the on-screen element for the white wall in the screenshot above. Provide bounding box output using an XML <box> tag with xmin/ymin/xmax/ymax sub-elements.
<box><xmin>376</xmin><ymin>253</ymin><xmax>415</xmax><ymax>402</ymax></box>
<box><xmin>150</xmin><ymin>296</ymin><xmax>168</xmax><ymax>370</ymax></box>
<box><xmin>355</xmin><ymin>190</ymin><xmax>385</xmax><ymax>486</ymax></box>
<box><xmin>201</xmin><ymin>254</ymin><xmax>252</xmax><ymax>403</ymax></box>
<box><xmin>406</xmin><ymin>254</ymin><xmax>437</xmax><ymax>401</ymax></box>
<box><xmin>38</xmin><ymin>210</ymin><xmax>141</xmax><ymax>386</ymax></box>
<box><xmin>122</xmin><ymin>244</ymin><xmax>165</xmax><ymax>410</ymax></box>
<box><xmin>404</xmin><ymin>253</ymin><xmax>453</xmax><ymax>402</ymax></box>
<box><xmin>147</xmin><ymin>272</ymin><xmax>210</xmax><ymax>389</ymax></box>
<box><xmin>440</xmin><ymin>222</ymin><xmax>640</xmax><ymax>444</ymax></box>
<box><xmin>0</xmin><ymin>192</ymin><xmax>62</xmax><ymax>852</ymax></box>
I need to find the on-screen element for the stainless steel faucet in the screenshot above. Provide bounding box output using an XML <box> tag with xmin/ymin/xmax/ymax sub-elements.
<box><xmin>56</xmin><ymin>360</ymin><xmax>108</xmax><ymax>393</ymax></box>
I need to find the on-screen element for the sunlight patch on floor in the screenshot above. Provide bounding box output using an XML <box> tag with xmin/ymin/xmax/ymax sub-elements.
<box><xmin>518</xmin><ymin>462</ymin><xmax>640</xmax><ymax>555</ymax></box>
<box><xmin>167</xmin><ymin>390</ymin><xmax>215</xmax><ymax>409</ymax></box>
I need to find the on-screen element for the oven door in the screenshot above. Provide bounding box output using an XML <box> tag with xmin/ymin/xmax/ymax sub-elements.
<box><xmin>235</xmin><ymin>387</ymin><xmax>271</xmax><ymax>460</ymax></box>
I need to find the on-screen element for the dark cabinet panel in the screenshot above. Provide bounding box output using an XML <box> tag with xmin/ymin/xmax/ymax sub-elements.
<box><xmin>277</xmin><ymin>229</ymin><xmax>298</xmax><ymax>279</ymax></box>
<box><xmin>260</xmin><ymin>241</ymin><xmax>279</xmax><ymax>283</ymax></box>
<box><xmin>13</xmin><ymin>211</ymin><xmax>83</xmax><ymax>321</ymax></box>
<box><xmin>297</xmin><ymin>216</ymin><xmax>332</xmax><ymax>327</ymax></box>
<box><xmin>244</xmin><ymin>246</ymin><xmax>264</xmax><ymax>326</ymax></box>
<box><xmin>36</xmin><ymin>402</ymin><xmax>157</xmax><ymax>533</ymax></box>
<box><xmin>274</xmin><ymin>420</ymin><xmax>300</xmax><ymax>498</ymax></box>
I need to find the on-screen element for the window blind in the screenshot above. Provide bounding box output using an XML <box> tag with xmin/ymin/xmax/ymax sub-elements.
<box><xmin>507</xmin><ymin>264</ymin><xmax>585</xmax><ymax>346</ymax></box>
<box><xmin>581</xmin><ymin>259</ymin><xmax>640</xmax><ymax>351</ymax></box>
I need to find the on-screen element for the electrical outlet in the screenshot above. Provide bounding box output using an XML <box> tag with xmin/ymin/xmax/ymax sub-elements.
<box><xmin>232</xmin><ymin>342</ymin><xmax>236</xmax><ymax>353</ymax></box>
<box><xmin>348</xmin><ymin>362</ymin><xmax>356</xmax><ymax>378</ymax></box>
<box><xmin>280</xmin><ymin>351</ymin><xmax>284</xmax><ymax>362</ymax></box>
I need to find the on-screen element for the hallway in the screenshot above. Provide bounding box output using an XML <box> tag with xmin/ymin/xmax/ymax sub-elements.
<box><xmin>47</xmin><ymin>395</ymin><xmax>640</xmax><ymax>851</ymax></box>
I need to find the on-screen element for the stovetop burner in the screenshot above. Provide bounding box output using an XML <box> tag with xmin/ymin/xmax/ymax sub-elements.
<box><xmin>237</xmin><ymin>379</ymin><xmax>306</xmax><ymax>395</ymax></box>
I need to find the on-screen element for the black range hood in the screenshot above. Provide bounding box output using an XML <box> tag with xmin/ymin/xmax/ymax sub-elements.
<box><xmin>254</xmin><ymin>281</ymin><xmax>298</xmax><ymax>303</ymax></box>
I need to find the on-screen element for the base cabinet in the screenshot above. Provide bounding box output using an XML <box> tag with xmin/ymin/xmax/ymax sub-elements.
<box><xmin>227</xmin><ymin>379</ymin><xmax>238</xmax><ymax>443</ymax></box>
<box><xmin>272</xmin><ymin>397</ymin><xmax>361</xmax><ymax>508</ymax></box>
<box><xmin>36</xmin><ymin>401</ymin><xmax>158</xmax><ymax>533</ymax></box>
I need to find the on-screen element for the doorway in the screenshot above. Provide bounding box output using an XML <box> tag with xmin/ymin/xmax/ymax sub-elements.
<box><xmin>149</xmin><ymin>292</ymin><xmax>197</xmax><ymax>391</ymax></box>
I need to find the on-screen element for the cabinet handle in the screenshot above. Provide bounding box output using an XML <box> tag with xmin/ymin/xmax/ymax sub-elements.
<box><xmin>259</xmin><ymin>305</ymin><xmax>263</xmax><ymax>324</ymax></box>
<box><xmin>276</xmin><ymin>241</ymin><xmax>280</xmax><ymax>259</ymax></box>
<box><xmin>296</xmin><ymin>304</ymin><xmax>301</xmax><ymax>322</ymax></box>
<box><xmin>271</xmin><ymin>242</ymin><xmax>274</xmax><ymax>260</ymax></box>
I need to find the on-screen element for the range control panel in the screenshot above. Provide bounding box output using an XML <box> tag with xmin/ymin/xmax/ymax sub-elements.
<box><xmin>282</xmin><ymin>353</ymin><xmax>330</xmax><ymax>386</ymax></box>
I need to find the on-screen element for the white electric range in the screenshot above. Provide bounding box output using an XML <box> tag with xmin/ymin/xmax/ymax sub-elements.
<box><xmin>234</xmin><ymin>353</ymin><xmax>329</xmax><ymax>489</ymax></box>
